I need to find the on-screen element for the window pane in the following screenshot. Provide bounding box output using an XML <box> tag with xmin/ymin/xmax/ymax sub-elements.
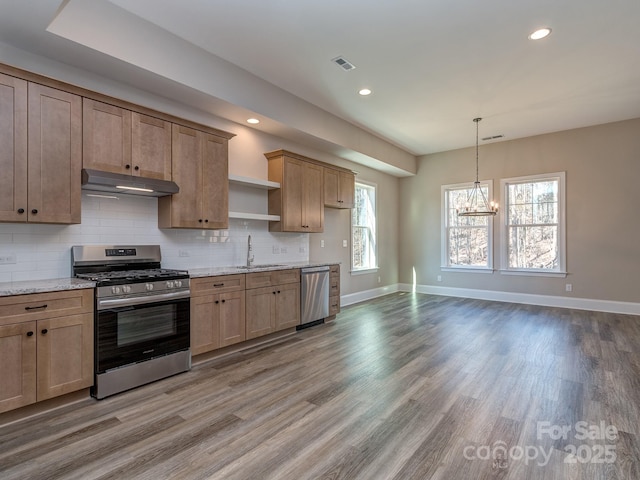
<box><xmin>508</xmin><ymin>225</ymin><xmax>558</xmax><ymax>269</ymax></box>
<box><xmin>449</xmin><ymin>227</ymin><xmax>488</xmax><ymax>266</ymax></box>
<box><xmin>508</xmin><ymin>203</ymin><xmax>533</xmax><ymax>225</ymax></box>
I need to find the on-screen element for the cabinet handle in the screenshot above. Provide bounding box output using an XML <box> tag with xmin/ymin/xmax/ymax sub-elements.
<box><xmin>25</xmin><ymin>304</ymin><xmax>48</xmax><ymax>311</ymax></box>
<box><xmin>17</xmin><ymin>208</ymin><xmax>25</xmax><ymax>214</ymax></box>
<box><xmin>41</xmin><ymin>329</ymin><xmax>48</xmax><ymax>335</ymax></box>
<box><xmin>26</xmin><ymin>331</ymin><xmax>34</xmax><ymax>337</ymax></box>
<box><xmin>125</xmin><ymin>164</ymin><xmax>131</xmax><ymax>169</ymax></box>
<box><xmin>31</xmin><ymin>209</ymin><xmax>38</xmax><ymax>214</ymax></box>
<box><xmin>213</xmin><ymin>283</ymin><xmax>224</xmax><ymax>287</ymax></box>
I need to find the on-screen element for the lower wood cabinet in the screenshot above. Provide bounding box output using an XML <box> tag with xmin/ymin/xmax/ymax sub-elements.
<box><xmin>0</xmin><ymin>289</ymin><xmax>94</xmax><ymax>414</ymax></box>
<box><xmin>190</xmin><ymin>275</ymin><xmax>246</xmax><ymax>355</ymax></box>
<box><xmin>329</xmin><ymin>264</ymin><xmax>341</xmax><ymax>316</ymax></box>
<box><xmin>245</xmin><ymin>269</ymin><xmax>300</xmax><ymax>340</ymax></box>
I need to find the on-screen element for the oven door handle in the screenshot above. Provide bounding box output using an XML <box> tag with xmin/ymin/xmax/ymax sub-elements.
<box><xmin>97</xmin><ymin>290</ymin><xmax>191</xmax><ymax>310</ymax></box>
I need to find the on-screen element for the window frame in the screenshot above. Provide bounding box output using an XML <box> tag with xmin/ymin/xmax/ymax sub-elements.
<box><xmin>441</xmin><ymin>181</ymin><xmax>495</xmax><ymax>273</ymax></box>
<box><xmin>351</xmin><ymin>180</ymin><xmax>378</xmax><ymax>274</ymax></box>
<box><xmin>500</xmin><ymin>171</ymin><xmax>567</xmax><ymax>277</ymax></box>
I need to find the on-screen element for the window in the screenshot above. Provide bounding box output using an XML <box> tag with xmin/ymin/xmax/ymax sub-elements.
<box><xmin>352</xmin><ymin>181</ymin><xmax>377</xmax><ymax>272</ymax></box>
<box><xmin>441</xmin><ymin>182</ymin><xmax>494</xmax><ymax>271</ymax></box>
<box><xmin>501</xmin><ymin>172</ymin><xmax>566</xmax><ymax>275</ymax></box>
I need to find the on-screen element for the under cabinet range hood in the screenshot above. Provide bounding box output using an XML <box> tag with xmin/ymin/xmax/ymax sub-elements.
<box><xmin>81</xmin><ymin>169</ymin><xmax>179</xmax><ymax>197</ymax></box>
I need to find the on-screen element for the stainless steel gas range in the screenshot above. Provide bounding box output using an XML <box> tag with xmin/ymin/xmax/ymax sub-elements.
<box><xmin>72</xmin><ymin>245</ymin><xmax>191</xmax><ymax>399</ymax></box>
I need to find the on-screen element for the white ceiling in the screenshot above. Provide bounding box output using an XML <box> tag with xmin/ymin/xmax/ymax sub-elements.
<box><xmin>1</xmin><ymin>0</ymin><xmax>640</xmax><ymax>174</ymax></box>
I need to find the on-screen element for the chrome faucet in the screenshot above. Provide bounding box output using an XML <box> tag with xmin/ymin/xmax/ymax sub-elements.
<box><xmin>247</xmin><ymin>235</ymin><xmax>254</xmax><ymax>267</ymax></box>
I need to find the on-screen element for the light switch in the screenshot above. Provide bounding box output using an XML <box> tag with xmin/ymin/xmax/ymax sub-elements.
<box><xmin>342</xmin><ymin>240</ymin><xmax>348</xmax><ymax>248</ymax></box>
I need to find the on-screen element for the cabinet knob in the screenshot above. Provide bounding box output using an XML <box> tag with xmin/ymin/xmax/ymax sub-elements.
<box><xmin>215</xmin><ymin>300</ymin><xmax>219</xmax><ymax>304</ymax></box>
<box><xmin>277</xmin><ymin>290</ymin><xmax>281</xmax><ymax>294</ymax></box>
<box><xmin>198</xmin><ymin>219</ymin><xmax>203</xmax><ymax>223</ymax></box>
<box><xmin>125</xmin><ymin>164</ymin><xmax>131</xmax><ymax>169</ymax></box>
<box><xmin>221</xmin><ymin>299</ymin><xmax>226</xmax><ymax>303</ymax></box>
<box><xmin>41</xmin><ymin>329</ymin><xmax>48</xmax><ymax>335</ymax></box>
<box><xmin>273</xmin><ymin>291</ymin><xmax>276</xmax><ymax>295</ymax></box>
<box><xmin>134</xmin><ymin>166</ymin><xmax>139</xmax><ymax>171</ymax></box>
<box><xmin>17</xmin><ymin>208</ymin><xmax>25</xmax><ymax>214</ymax></box>
<box><xmin>26</xmin><ymin>331</ymin><xmax>34</xmax><ymax>337</ymax></box>
<box><xmin>31</xmin><ymin>209</ymin><xmax>38</xmax><ymax>214</ymax></box>
<box><xmin>205</xmin><ymin>219</ymin><xmax>209</xmax><ymax>223</ymax></box>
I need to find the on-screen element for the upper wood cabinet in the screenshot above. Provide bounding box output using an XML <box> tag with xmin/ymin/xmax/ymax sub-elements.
<box><xmin>158</xmin><ymin>125</ymin><xmax>229</xmax><ymax>229</ymax></box>
<box><xmin>0</xmin><ymin>74</ymin><xmax>81</xmax><ymax>224</ymax></box>
<box><xmin>83</xmin><ymin>98</ymin><xmax>171</xmax><ymax>180</ymax></box>
<box><xmin>324</xmin><ymin>168</ymin><xmax>355</xmax><ymax>209</ymax></box>
<box><xmin>266</xmin><ymin>150</ymin><xmax>324</xmax><ymax>233</ymax></box>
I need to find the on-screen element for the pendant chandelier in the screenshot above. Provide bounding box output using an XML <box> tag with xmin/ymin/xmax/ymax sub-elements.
<box><xmin>457</xmin><ymin>117</ymin><xmax>498</xmax><ymax>217</ymax></box>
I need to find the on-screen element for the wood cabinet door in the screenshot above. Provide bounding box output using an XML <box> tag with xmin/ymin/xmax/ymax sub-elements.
<box><xmin>163</xmin><ymin>124</ymin><xmax>203</xmax><ymax>228</ymax></box>
<box><xmin>36</xmin><ymin>312</ymin><xmax>93</xmax><ymax>401</ymax></box>
<box><xmin>82</xmin><ymin>98</ymin><xmax>131</xmax><ymax>175</ymax></box>
<box><xmin>132</xmin><ymin>112</ymin><xmax>171</xmax><ymax>180</ymax></box>
<box><xmin>303</xmin><ymin>162</ymin><xmax>324</xmax><ymax>232</ymax></box>
<box><xmin>323</xmin><ymin>167</ymin><xmax>340</xmax><ymax>208</ymax></box>
<box><xmin>219</xmin><ymin>290</ymin><xmax>245</xmax><ymax>347</ymax></box>
<box><xmin>245</xmin><ymin>286</ymin><xmax>276</xmax><ymax>340</ymax></box>
<box><xmin>0</xmin><ymin>322</ymin><xmax>37</xmax><ymax>413</ymax></box>
<box><xmin>338</xmin><ymin>171</ymin><xmax>355</xmax><ymax>208</ymax></box>
<box><xmin>191</xmin><ymin>294</ymin><xmax>220</xmax><ymax>355</ymax></box>
<box><xmin>28</xmin><ymin>83</ymin><xmax>81</xmax><ymax>224</ymax></box>
<box><xmin>281</xmin><ymin>157</ymin><xmax>305</xmax><ymax>231</ymax></box>
<box><xmin>274</xmin><ymin>282</ymin><xmax>300</xmax><ymax>331</ymax></box>
<box><xmin>0</xmin><ymin>73</ymin><xmax>28</xmax><ymax>223</ymax></box>
<box><xmin>202</xmin><ymin>132</ymin><xmax>229</xmax><ymax>229</ymax></box>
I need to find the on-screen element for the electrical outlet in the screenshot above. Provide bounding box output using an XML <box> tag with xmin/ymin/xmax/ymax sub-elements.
<box><xmin>281</xmin><ymin>247</ymin><xmax>287</xmax><ymax>254</ymax></box>
<box><xmin>272</xmin><ymin>246</ymin><xmax>280</xmax><ymax>254</ymax></box>
<box><xmin>299</xmin><ymin>246</ymin><xmax>306</xmax><ymax>253</ymax></box>
<box><xmin>0</xmin><ymin>254</ymin><xmax>16</xmax><ymax>264</ymax></box>
<box><xmin>320</xmin><ymin>239</ymin><xmax>325</xmax><ymax>248</ymax></box>
<box><xmin>437</xmin><ymin>275</ymin><xmax>442</xmax><ymax>282</ymax></box>
<box><xmin>378</xmin><ymin>276</ymin><xmax>381</xmax><ymax>283</ymax></box>
<box><xmin>342</xmin><ymin>240</ymin><xmax>348</xmax><ymax>248</ymax></box>
<box><xmin>178</xmin><ymin>250</ymin><xmax>190</xmax><ymax>257</ymax></box>
<box><xmin>565</xmin><ymin>283</ymin><xmax>573</xmax><ymax>292</ymax></box>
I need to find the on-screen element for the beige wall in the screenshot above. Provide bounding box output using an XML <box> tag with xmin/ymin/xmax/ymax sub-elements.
<box><xmin>309</xmin><ymin>162</ymin><xmax>400</xmax><ymax>295</ymax></box>
<box><xmin>399</xmin><ymin>118</ymin><xmax>640</xmax><ymax>303</ymax></box>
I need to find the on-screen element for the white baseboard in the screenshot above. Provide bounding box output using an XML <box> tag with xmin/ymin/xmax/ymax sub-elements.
<box><xmin>341</xmin><ymin>284</ymin><xmax>401</xmax><ymax>306</ymax></box>
<box><xmin>395</xmin><ymin>283</ymin><xmax>640</xmax><ymax>316</ymax></box>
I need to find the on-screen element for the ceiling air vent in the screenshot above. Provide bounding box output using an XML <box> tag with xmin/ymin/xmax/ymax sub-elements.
<box><xmin>332</xmin><ymin>56</ymin><xmax>356</xmax><ymax>71</ymax></box>
<box><xmin>482</xmin><ymin>135</ymin><xmax>504</xmax><ymax>141</ymax></box>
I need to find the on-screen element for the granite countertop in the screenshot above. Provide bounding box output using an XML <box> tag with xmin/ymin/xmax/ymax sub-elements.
<box><xmin>189</xmin><ymin>262</ymin><xmax>338</xmax><ymax>278</ymax></box>
<box><xmin>0</xmin><ymin>278</ymin><xmax>96</xmax><ymax>297</ymax></box>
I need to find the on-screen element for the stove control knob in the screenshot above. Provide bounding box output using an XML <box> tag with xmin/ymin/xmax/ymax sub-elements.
<box><xmin>146</xmin><ymin>283</ymin><xmax>154</xmax><ymax>291</ymax></box>
<box><xmin>175</xmin><ymin>280</ymin><xmax>183</xmax><ymax>288</ymax></box>
<box><xmin>167</xmin><ymin>281</ymin><xmax>174</xmax><ymax>289</ymax></box>
<box><xmin>122</xmin><ymin>285</ymin><xmax>131</xmax><ymax>293</ymax></box>
<box><xmin>111</xmin><ymin>286</ymin><xmax>121</xmax><ymax>295</ymax></box>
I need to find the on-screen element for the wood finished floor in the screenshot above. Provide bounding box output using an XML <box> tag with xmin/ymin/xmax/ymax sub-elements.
<box><xmin>1</xmin><ymin>292</ymin><xmax>640</xmax><ymax>479</ymax></box>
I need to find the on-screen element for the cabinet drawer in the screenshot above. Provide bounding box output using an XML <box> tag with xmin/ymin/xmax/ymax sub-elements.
<box><xmin>246</xmin><ymin>269</ymin><xmax>300</xmax><ymax>289</ymax></box>
<box><xmin>0</xmin><ymin>289</ymin><xmax>94</xmax><ymax>326</ymax></box>
<box><xmin>329</xmin><ymin>295</ymin><xmax>340</xmax><ymax>316</ymax></box>
<box><xmin>329</xmin><ymin>264</ymin><xmax>340</xmax><ymax>275</ymax></box>
<box><xmin>191</xmin><ymin>274</ymin><xmax>245</xmax><ymax>296</ymax></box>
<box><xmin>330</xmin><ymin>278</ymin><xmax>340</xmax><ymax>296</ymax></box>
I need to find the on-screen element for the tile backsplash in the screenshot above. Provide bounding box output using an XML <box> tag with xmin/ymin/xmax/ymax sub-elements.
<box><xmin>0</xmin><ymin>193</ymin><xmax>309</xmax><ymax>282</ymax></box>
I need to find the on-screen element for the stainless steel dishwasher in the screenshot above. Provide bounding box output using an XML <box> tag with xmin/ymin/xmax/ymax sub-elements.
<box><xmin>300</xmin><ymin>266</ymin><xmax>330</xmax><ymax>328</ymax></box>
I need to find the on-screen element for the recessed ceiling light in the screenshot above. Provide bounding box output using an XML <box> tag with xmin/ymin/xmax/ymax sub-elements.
<box><xmin>247</xmin><ymin>118</ymin><xmax>260</xmax><ymax>124</ymax></box>
<box><xmin>528</xmin><ymin>27</ymin><xmax>552</xmax><ymax>40</ymax></box>
<box><xmin>359</xmin><ymin>88</ymin><xmax>372</xmax><ymax>96</ymax></box>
